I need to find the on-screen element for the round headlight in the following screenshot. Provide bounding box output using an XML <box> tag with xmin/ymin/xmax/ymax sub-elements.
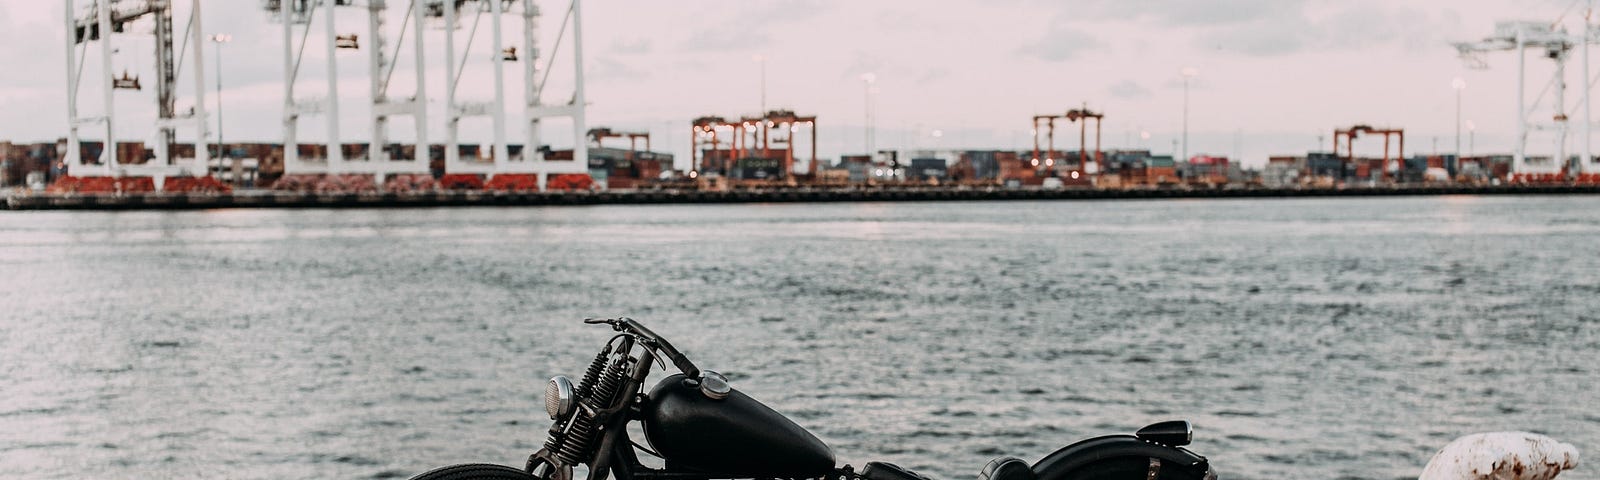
<box><xmin>545</xmin><ymin>375</ymin><xmax>574</xmax><ymax>420</ymax></box>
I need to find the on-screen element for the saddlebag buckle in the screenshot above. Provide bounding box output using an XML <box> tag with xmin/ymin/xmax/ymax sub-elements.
<box><xmin>862</xmin><ymin>462</ymin><xmax>933</xmax><ymax>480</ymax></box>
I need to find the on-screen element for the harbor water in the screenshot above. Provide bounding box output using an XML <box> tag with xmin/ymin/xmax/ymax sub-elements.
<box><xmin>2</xmin><ymin>196</ymin><xmax>1598</xmax><ymax>480</ymax></box>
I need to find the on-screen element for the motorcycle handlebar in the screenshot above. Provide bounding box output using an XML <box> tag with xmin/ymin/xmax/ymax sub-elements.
<box><xmin>586</xmin><ymin>317</ymin><xmax>700</xmax><ymax>379</ymax></box>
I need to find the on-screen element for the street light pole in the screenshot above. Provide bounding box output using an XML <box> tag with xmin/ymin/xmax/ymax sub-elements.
<box><xmin>210</xmin><ymin>33</ymin><xmax>231</xmax><ymax>167</ymax></box>
<box><xmin>1453</xmin><ymin>77</ymin><xmax>1466</xmax><ymax>174</ymax></box>
<box><xmin>754</xmin><ymin>55</ymin><xmax>766</xmax><ymax>117</ymax></box>
<box><xmin>1467</xmin><ymin>121</ymin><xmax>1476</xmax><ymax>157</ymax></box>
<box><xmin>1181</xmin><ymin>67</ymin><xmax>1198</xmax><ymax>162</ymax></box>
<box><xmin>861</xmin><ymin>73</ymin><xmax>877</xmax><ymax>154</ymax></box>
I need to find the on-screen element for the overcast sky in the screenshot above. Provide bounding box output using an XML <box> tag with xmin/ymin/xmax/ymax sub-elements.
<box><xmin>0</xmin><ymin>1</ymin><xmax>1592</xmax><ymax>166</ymax></box>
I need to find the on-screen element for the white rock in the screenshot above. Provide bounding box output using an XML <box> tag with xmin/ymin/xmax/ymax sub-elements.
<box><xmin>1420</xmin><ymin>432</ymin><xmax>1580</xmax><ymax>480</ymax></box>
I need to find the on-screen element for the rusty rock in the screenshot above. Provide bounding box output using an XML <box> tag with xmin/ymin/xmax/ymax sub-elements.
<box><xmin>1420</xmin><ymin>432</ymin><xmax>1580</xmax><ymax>480</ymax></box>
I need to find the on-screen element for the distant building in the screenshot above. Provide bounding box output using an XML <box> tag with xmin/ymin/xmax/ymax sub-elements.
<box><xmin>906</xmin><ymin>157</ymin><xmax>947</xmax><ymax>180</ymax></box>
<box><xmin>1</xmin><ymin>141</ymin><xmax>64</xmax><ymax>188</ymax></box>
<box><xmin>1263</xmin><ymin>156</ymin><xmax>1304</xmax><ymax>187</ymax></box>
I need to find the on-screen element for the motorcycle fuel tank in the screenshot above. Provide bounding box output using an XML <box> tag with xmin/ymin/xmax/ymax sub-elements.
<box><xmin>642</xmin><ymin>374</ymin><xmax>835</xmax><ymax>477</ymax></box>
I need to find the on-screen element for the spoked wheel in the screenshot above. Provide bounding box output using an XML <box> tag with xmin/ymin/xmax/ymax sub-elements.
<box><xmin>408</xmin><ymin>464</ymin><xmax>537</xmax><ymax>480</ymax></box>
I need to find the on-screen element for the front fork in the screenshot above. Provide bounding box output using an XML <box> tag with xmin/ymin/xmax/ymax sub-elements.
<box><xmin>529</xmin><ymin>348</ymin><xmax>656</xmax><ymax>480</ymax></box>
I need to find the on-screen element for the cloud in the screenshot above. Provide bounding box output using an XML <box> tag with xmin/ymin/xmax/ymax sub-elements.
<box><xmin>588</xmin><ymin>57</ymin><xmax>648</xmax><ymax>83</ymax></box>
<box><xmin>679</xmin><ymin>1</ymin><xmax>823</xmax><ymax>52</ymax></box>
<box><xmin>681</xmin><ymin>29</ymin><xmax>771</xmax><ymax>52</ymax></box>
<box><xmin>1107</xmin><ymin>80</ymin><xmax>1151</xmax><ymax>99</ymax></box>
<box><xmin>740</xmin><ymin>0</ymin><xmax>827</xmax><ymax>27</ymax></box>
<box><xmin>0</xmin><ymin>4</ymin><xmax>63</xmax><ymax>89</ymax></box>
<box><xmin>1063</xmin><ymin>0</ymin><xmax>1463</xmax><ymax>58</ymax></box>
<box><xmin>1161</xmin><ymin>76</ymin><xmax>1206</xmax><ymax>90</ymax></box>
<box><xmin>1197</xmin><ymin>19</ymin><xmax>1310</xmax><ymax>56</ymax></box>
<box><xmin>610</xmin><ymin>38</ymin><xmax>653</xmax><ymax>55</ymax></box>
<box><xmin>1016</xmin><ymin>24</ymin><xmax>1102</xmax><ymax>62</ymax></box>
<box><xmin>1073</xmin><ymin>0</ymin><xmax>1306</xmax><ymax>28</ymax></box>
<box><xmin>916</xmin><ymin>68</ymin><xmax>950</xmax><ymax>85</ymax></box>
<box><xmin>1189</xmin><ymin>3</ymin><xmax>1461</xmax><ymax>57</ymax></box>
<box><xmin>837</xmin><ymin>52</ymin><xmax>903</xmax><ymax>82</ymax></box>
<box><xmin>875</xmin><ymin>9</ymin><xmax>937</xmax><ymax>32</ymax></box>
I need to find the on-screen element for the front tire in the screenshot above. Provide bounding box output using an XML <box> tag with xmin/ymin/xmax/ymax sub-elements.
<box><xmin>409</xmin><ymin>463</ymin><xmax>537</xmax><ymax>480</ymax></box>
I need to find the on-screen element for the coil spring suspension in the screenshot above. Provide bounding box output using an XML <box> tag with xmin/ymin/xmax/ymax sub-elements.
<box><xmin>554</xmin><ymin>353</ymin><xmax>631</xmax><ymax>465</ymax></box>
<box><xmin>574</xmin><ymin>346</ymin><xmax>611</xmax><ymax>399</ymax></box>
<box><xmin>540</xmin><ymin>345</ymin><xmax>611</xmax><ymax>462</ymax></box>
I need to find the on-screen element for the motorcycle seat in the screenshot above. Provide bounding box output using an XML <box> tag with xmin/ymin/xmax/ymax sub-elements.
<box><xmin>978</xmin><ymin>457</ymin><xmax>1034</xmax><ymax>480</ymax></box>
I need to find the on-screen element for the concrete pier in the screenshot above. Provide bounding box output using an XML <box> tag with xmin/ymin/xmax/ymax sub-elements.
<box><xmin>7</xmin><ymin>185</ymin><xmax>1600</xmax><ymax>211</ymax></box>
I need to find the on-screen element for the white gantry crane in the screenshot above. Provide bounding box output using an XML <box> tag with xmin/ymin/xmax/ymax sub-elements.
<box><xmin>266</xmin><ymin>0</ymin><xmax>430</xmax><ymax>182</ymax></box>
<box><xmin>263</xmin><ymin>0</ymin><xmax>588</xmax><ymax>189</ymax></box>
<box><xmin>1455</xmin><ymin>13</ymin><xmax>1600</xmax><ymax>176</ymax></box>
<box><xmin>63</xmin><ymin>0</ymin><xmax>211</xmax><ymax>185</ymax></box>
<box><xmin>437</xmin><ymin>0</ymin><xmax>590</xmax><ymax>185</ymax></box>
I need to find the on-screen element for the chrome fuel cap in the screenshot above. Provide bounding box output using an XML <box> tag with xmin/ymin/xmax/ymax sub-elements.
<box><xmin>699</xmin><ymin>370</ymin><xmax>731</xmax><ymax>400</ymax></box>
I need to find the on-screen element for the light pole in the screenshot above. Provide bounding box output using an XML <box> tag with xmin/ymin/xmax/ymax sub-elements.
<box><xmin>860</xmin><ymin>73</ymin><xmax>877</xmax><ymax>154</ymax></box>
<box><xmin>1467</xmin><ymin>120</ymin><xmax>1476</xmax><ymax>157</ymax></box>
<box><xmin>1181</xmin><ymin>67</ymin><xmax>1199</xmax><ymax>162</ymax></box>
<box><xmin>1453</xmin><ymin>77</ymin><xmax>1466</xmax><ymax>174</ymax></box>
<box><xmin>210</xmin><ymin>33</ymin><xmax>231</xmax><ymax>168</ymax></box>
<box><xmin>753</xmin><ymin>55</ymin><xmax>767</xmax><ymax>117</ymax></box>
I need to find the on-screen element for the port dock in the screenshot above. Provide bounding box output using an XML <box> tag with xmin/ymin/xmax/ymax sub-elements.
<box><xmin>12</xmin><ymin>2</ymin><xmax>1600</xmax><ymax>207</ymax></box>
<box><xmin>8</xmin><ymin>184</ymin><xmax>1600</xmax><ymax>211</ymax></box>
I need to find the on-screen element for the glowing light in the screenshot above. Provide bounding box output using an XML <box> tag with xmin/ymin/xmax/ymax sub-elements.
<box><xmin>1046</xmin><ymin>158</ymin><xmax>1054</xmax><ymax>166</ymax></box>
<box><xmin>1031</xmin><ymin>159</ymin><xmax>1039</xmax><ymax>166</ymax></box>
<box><xmin>1070</xmin><ymin>171</ymin><xmax>1081</xmax><ymax>179</ymax></box>
<box><xmin>1452</xmin><ymin>77</ymin><xmax>1467</xmax><ymax>90</ymax></box>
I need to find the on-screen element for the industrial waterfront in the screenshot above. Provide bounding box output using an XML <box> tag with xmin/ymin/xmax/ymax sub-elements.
<box><xmin>5</xmin><ymin>2</ymin><xmax>1600</xmax><ymax>480</ymax></box>
<box><xmin>7</xmin><ymin>1</ymin><xmax>1600</xmax><ymax>205</ymax></box>
<box><xmin>3</xmin><ymin>197</ymin><xmax>1598</xmax><ymax>479</ymax></box>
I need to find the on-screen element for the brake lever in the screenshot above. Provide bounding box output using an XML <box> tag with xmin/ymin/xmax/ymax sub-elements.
<box><xmin>591</xmin><ymin>317</ymin><xmax>699</xmax><ymax>378</ymax></box>
<box><xmin>582</xmin><ymin>317</ymin><xmax>625</xmax><ymax>331</ymax></box>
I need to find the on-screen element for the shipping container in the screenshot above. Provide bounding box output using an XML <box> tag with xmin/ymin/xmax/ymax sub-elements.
<box><xmin>845</xmin><ymin>161</ymin><xmax>871</xmax><ymax>182</ymax></box>
<box><xmin>635</xmin><ymin>159</ymin><xmax>664</xmax><ymax>181</ymax></box>
<box><xmin>1145</xmin><ymin>165</ymin><xmax>1184</xmax><ymax>179</ymax></box>
<box><xmin>614</xmin><ymin>177</ymin><xmax>647</xmax><ymax>190</ymax></box>
<box><xmin>735</xmin><ymin>157</ymin><xmax>781</xmax><ymax>180</ymax></box>
<box><xmin>907</xmin><ymin>157</ymin><xmax>947</xmax><ymax>180</ymax></box>
<box><xmin>1306</xmin><ymin>152</ymin><xmax>1342</xmax><ymax>177</ymax></box>
<box><xmin>962</xmin><ymin>151</ymin><xmax>999</xmax><ymax>179</ymax></box>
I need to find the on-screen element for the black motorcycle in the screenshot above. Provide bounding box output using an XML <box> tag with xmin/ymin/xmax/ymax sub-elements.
<box><xmin>409</xmin><ymin>318</ymin><xmax>1216</xmax><ymax>480</ymax></box>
